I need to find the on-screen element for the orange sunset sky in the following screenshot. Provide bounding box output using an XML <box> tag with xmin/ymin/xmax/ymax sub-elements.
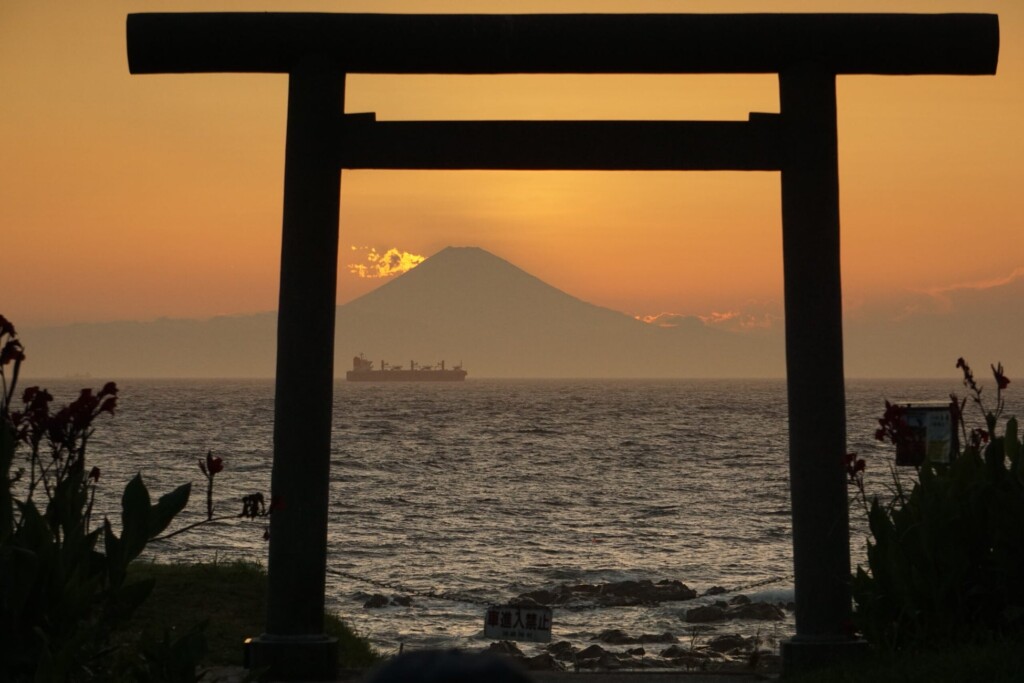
<box><xmin>1</xmin><ymin>0</ymin><xmax>1022</xmax><ymax>373</ymax></box>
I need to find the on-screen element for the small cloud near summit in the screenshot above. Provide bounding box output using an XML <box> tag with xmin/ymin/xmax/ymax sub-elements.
<box><xmin>348</xmin><ymin>246</ymin><xmax>425</xmax><ymax>279</ymax></box>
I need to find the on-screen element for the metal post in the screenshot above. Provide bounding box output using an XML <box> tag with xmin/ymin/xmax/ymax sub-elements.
<box><xmin>778</xmin><ymin>65</ymin><xmax>866</xmax><ymax>674</ymax></box>
<box><xmin>248</xmin><ymin>63</ymin><xmax>343</xmax><ymax>681</ymax></box>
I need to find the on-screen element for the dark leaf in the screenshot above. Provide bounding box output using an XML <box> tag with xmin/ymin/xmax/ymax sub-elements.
<box><xmin>149</xmin><ymin>482</ymin><xmax>191</xmax><ymax>539</ymax></box>
<box><xmin>121</xmin><ymin>474</ymin><xmax>152</xmax><ymax>564</ymax></box>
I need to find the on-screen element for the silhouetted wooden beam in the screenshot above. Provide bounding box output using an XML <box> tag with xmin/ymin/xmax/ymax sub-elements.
<box><xmin>247</xmin><ymin>65</ymin><xmax>343</xmax><ymax>681</ymax></box>
<box><xmin>127</xmin><ymin>13</ymin><xmax>998</xmax><ymax>76</ymax></box>
<box><xmin>337</xmin><ymin>118</ymin><xmax>782</xmax><ymax>171</ymax></box>
<box><xmin>778</xmin><ymin>65</ymin><xmax>858</xmax><ymax>673</ymax></box>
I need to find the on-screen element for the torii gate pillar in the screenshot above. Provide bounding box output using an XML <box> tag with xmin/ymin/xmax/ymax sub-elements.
<box><xmin>778</xmin><ymin>65</ymin><xmax>858</xmax><ymax>669</ymax></box>
<box><xmin>253</xmin><ymin>64</ymin><xmax>346</xmax><ymax>678</ymax></box>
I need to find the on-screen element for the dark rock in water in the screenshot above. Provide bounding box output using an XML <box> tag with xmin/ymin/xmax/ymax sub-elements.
<box><xmin>685</xmin><ymin>604</ymin><xmax>727</xmax><ymax>622</ymax></box>
<box><xmin>524</xmin><ymin>653</ymin><xmax>564</xmax><ymax>671</ymax></box>
<box><xmin>576</xmin><ymin>650</ymin><xmax>623</xmax><ymax>671</ymax></box>
<box><xmin>659</xmin><ymin>644</ymin><xmax>691</xmax><ymax>658</ymax></box>
<box><xmin>576</xmin><ymin>644</ymin><xmax>608</xmax><ymax>661</ymax></box>
<box><xmin>487</xmin><ymin>640</ymin><xmax>525</xmax><ymax>658</ymax></box>
<box><xmin>595</xmin><ymin>629</ymin><xmax>635</xmax><ymax>644</ymax></box>
<box><xmin>600</xmin><ymin>579</ymin><xmax>697</xmax><ymax>606</ymax></box>
<box><xmin>617</xmin><ymin>655</ymin><xmax>645</xmax><ymax>670</ymax></box>
<box><xmin>516</xmin><ymin>578</ymin><xmax>697</xmax><ymax>607</ymax></box>
<box><xmin>509</xmin><ymin>595</ymin><xmax>540</xmax><ymax>607</ymax></box>
<box><xmin>363</xmin><ymin>594</ymin><xmax>390</xmax><ymax>609</ymax></box>
<box><xmin>593</xmin><ymin>629</ymin><xmax>678</xmax><ymax>650</ymax></box>
<box><xmin>726</xmin><ymin>601</ymin><xmax>786</xmax><ymax>621</ymax></box>
<box><xmin>684</xmin><ymin>599</ymin><xmax>784</xmax><ymax>622</ymax></box>
<box><xmin>363</xmin><ymin>593</ymin><xmax>412</xmax><ymax>608</ymax></box>
<box><xmin>546</xmin><ymin>641</ymin><xmax>577</xmax><ymax>661</ymax></box>
<box><xmin>703</xmin><ymin>586</ymin><xmax>728</xmax><ymax>596</ymax></box>
<box><xmin>662</xmin><ymin>644</ymin><xmax>715</xmax><ymax>670</ymax></box>
<box><xmin>626</xmin><ymin>647</ymin><xmax>646</xmax><ymax>657</ymax></box>
<box><xmin>728</xmin><ymin>594</ymin><xmax>751</xmax><ymax>605</ymax></box>
<box><xmin>597</xmin><ymin>653</ymin><xmax>623</xmax><ymax>670</ymax></box>
<box><xmin>652</xmin><ymin>579</ymin><xmax>699</xmax><ymax>601</ymax></box>
<box><xmin>706</xmin><ymin>634</ymin><xmax>753</xmax><ymax>653</ymax></box>
<box><xmin>516</xmin><ymin>587</ymin><xmax>567</xmax><ymax>605</ymax></box>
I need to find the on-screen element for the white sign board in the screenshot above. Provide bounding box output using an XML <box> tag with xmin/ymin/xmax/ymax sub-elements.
<box><xmin>484</xmin><ymin>605</ymin><xmax>553</xmax><ymax>643</ymax></box>
<box><xmin>897</xmin><ymin>402</ymin><xmax>955</xmax><ymax>465</ymax></box>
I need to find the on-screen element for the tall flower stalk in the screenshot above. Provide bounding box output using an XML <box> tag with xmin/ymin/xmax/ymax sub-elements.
<box><xmin>199</xmin><ymin>449</ymin><xmax>223</xmax><ymax>520</ymax></box>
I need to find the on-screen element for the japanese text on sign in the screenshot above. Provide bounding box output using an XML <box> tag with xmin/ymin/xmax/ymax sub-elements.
<box><xmin>484</xmin><ymin>605</ymin><xmax>553</xmax><ymax>643</ymax></box>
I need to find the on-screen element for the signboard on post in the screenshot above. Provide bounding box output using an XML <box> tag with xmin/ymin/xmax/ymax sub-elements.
<box><xmin>894</xmin><ymin>401</ymin><xmax>959</xmax><ymax>466</ymax></box>
<box><xmin>484</xmin><ymin>605</ymin><xmax>553</xmax><ymax>643</ymax></box>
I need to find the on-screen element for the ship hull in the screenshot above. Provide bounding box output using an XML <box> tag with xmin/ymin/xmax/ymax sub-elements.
<box><xmin>345</xmin><ymin>370</ymin><xmax>467</xmax><ymax>382</ymax></box>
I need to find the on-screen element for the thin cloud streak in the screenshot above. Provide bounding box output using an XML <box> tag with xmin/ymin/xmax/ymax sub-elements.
<box><xmin>922</xmin><ymin>267</ymin><xmax>1024</xmax><ymax>298</ymax></box>
<box><xmin>637</xmin><ymin>303</ymin><xmax>782</xmax><ymax>333</ymax></box>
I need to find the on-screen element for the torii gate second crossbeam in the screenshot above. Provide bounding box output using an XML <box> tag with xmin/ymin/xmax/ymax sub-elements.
<box><xmin>127</xmin><ymin>13</ymin><xmax>998</xmax><ymax>680</ymax></box>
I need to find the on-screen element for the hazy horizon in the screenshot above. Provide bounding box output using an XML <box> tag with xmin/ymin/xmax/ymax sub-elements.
<box><xmin>13</xmin><ymin>245</ymin><xmax>1022</xmax><ymax>381</ymax></box>
<box><xmin>3</xmin><ymin>1</ymin><xmax>1020</xmax><ymax>380</ymax></box>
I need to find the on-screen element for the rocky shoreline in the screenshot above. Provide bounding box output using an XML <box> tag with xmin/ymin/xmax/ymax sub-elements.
<box><xmin>359</xmin><ymin>578</ymin><xmax>792</xmax><ymax>674</ymax></box>
<box><xmin>484</xmin><ymin>630</ymin><xmax>782</xmax><ymax>674</ymax></box>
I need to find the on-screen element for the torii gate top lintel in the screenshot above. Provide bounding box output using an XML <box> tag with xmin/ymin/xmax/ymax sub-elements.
<box><xmin>127</xmin><ymin>12</ymin><xmax>998</xmax><ymax>76</ymax></box>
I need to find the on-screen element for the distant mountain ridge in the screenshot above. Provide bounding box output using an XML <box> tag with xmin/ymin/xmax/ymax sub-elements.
<box><xmin>21</xmin><ymin>245</ymin><xmax>784</xmax><ymax>379</ymax></box>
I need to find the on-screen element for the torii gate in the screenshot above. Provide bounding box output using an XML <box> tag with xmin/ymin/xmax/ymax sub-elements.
<box><xmin>127</xmin><ymin>13</ymin><xmax>998</xmax><ymax>680</ymax></box>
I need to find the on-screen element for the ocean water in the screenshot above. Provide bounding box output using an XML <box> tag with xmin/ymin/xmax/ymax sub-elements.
<box><xmin>24</xmin><ymin>376</ymin><xmax>1022</xmax><ymax>656</ymax></box>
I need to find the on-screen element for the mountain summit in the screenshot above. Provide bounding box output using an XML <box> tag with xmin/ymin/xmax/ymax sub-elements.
<box><xmin>22</xmin><ymin>246</ymin><xmax>785</xmax><ymax>378</ymax></box>
<box><xmin>347</xmin><ymin>246</ymin><xmax>573</xmax><ymax>317</ymax></box>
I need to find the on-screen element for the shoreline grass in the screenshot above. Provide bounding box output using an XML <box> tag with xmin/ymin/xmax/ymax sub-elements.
<box><xmin>124</xmin><ymin>559</ymin><xmax>380</xmax><ymax>670</ymax></box>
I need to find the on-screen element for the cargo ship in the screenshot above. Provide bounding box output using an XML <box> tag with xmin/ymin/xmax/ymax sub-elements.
<box><xmin>345</xmin><ymin>354</ymin><xmax>467</xmax><ymax>382</ymax></box>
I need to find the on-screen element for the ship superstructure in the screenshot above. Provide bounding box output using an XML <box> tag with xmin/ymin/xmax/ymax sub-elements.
<box><xmin>345</xmin><ymin>354</ymin><xmax>467</xmax><ymax>381</ymax></box>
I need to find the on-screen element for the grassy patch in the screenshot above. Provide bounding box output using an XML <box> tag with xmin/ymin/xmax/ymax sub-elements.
<box><xmin>124</xmin><ymin>560</ymin><xmax>379</xmax><ymax>669</ymax></box>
